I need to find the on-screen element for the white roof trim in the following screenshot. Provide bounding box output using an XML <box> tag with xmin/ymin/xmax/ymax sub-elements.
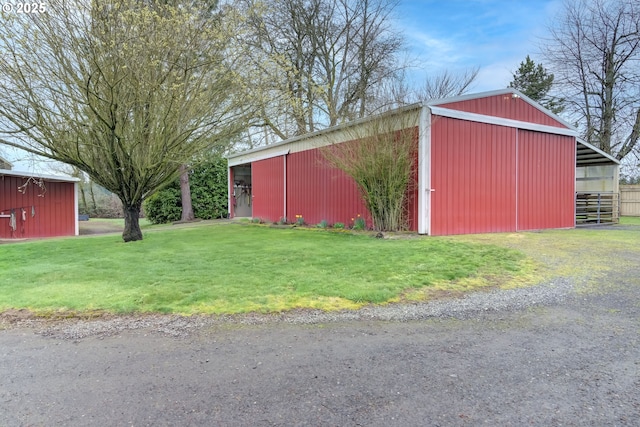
<box><xmin>228</xmin><ymin>148</ymin><xmax>290</xmax><ymax>167</ymax></box>
<box><xmin>426</xmin><ymin>88</ymin><xmax>517</xmax><ymax>106</ymax></box>
<box><xmin>429</xmin><ymin>106</ymin><xmax>578</xmax><ymax>137</ymax></box>
<box><xmin>0</xmin><ymin>169</ymin><xmax>80</xmax><ymax>182</ymax></box>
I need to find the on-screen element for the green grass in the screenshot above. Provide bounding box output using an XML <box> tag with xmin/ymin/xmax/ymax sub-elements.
<box><xmin>457</xmin><ymin>225</ymin><xmax>640</xmax><ymax>293</ymax></box>
<box><xmin>0</xmin><ymin>223</ymin><xmax>526</xmax><ymax>315</ymax></box>
<box><xmin>620</xmin><ymin>216</ymin><xmax>640</xmax><ymax>225</ymax></box>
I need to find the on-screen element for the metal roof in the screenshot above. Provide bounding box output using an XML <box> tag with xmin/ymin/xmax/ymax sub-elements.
<box><xmin>0</xmin><ymin>155</ymin><xmax>13</xmax><ymax>170</ymax></box>
<box><xmin>228</xmin><ymin>89</ymin><xmax>620</xmax><ymax>169</ymax></box>
<box><xmin>576</xmin><ymin>138</ymin><xmax>620</xmax><ymax>166</ymax></box>
<box><xmin>0</xmin><ymin>168</ymin><xmax>80</xmax><ymax>182</ymax></box>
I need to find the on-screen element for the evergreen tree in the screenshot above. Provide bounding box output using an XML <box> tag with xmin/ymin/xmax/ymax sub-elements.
<box><xmin>509</xmin><ymin>56</ymin><xmax>564</xmax><ymax>115</ymax></box>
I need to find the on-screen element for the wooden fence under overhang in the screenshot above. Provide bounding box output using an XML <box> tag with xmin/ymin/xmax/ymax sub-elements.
<box><xmin>620</xmin><ymin>185</ymin><xmax>640</xmax><ymax>217</ymax></box>
<box><xmin>576</xmin><ymin>192</ymin><xmax>619</xmax><ymax>225</ymax></box>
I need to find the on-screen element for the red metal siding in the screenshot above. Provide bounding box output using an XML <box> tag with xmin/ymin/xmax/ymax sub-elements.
<box><xmin>0</xmin><ymin>175</ymin><xmax>75</xmax><ymax>239</ymax></box>
<box><xmin>516</xmin><ymin>130</ymin><xmax>575</xmax><ymax>230</ymax></box>
<box><xmin>286</xmin><ymin>148</ymin><xmax>372</xmax><ymax>227</ymax></box>
<box><xmin>430</xmin><ymin>117</ymin><xmax>517</xmax><ymax>236</ymax></box>
<box><xmin>439</xmin><ymin>94</ymin><xmax>568</xmax><ymax>128</ymax></box>
<box><xmin>284</xmin><ymin>132</ymin><xmax>419</xmax><ymax>231</ymax></box>
<box><xmin>252</xmin><ymin>156</ymin><xmax>285</xmax><ymax>222</ymax></box>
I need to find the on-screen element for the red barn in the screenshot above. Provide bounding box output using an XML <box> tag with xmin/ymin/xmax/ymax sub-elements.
<box><xmin>0</xmin><ymin>164</ymin><xmax>79</xmax><ymax>239</ymax></box>
<box><xmin>227</xmin><ymin>89</ymin><xmax>618</xmax><ymax>235</ymax></box>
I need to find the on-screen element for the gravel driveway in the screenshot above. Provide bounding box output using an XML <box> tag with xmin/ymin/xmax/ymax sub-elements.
<box><xmin>1</xmin><ymin>227</ymin><xmax>639</xmax><ymax>426</ymax></box>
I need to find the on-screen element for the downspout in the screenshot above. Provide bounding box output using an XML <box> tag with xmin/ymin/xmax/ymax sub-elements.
<box><xmin>418</xmin><ymin>104</ymin><xmax>431</xmax><ymax>234</ymax></box>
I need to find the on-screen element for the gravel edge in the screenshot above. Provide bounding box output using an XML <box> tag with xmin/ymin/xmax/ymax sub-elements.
<box><xmin>0</xmin><ymin>278</ymin><xmax>576</xmax><ymax>341</ymax></box>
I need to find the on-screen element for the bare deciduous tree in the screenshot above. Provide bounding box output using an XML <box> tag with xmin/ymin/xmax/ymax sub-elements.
<box><xmin>366</xmin><ymin>67</ymin><xmax>479</xmax><ymax>112</ymax></box>
<box><xmin>0</xmin><ymin>0</ymin><xmax>248</xmax><ymax>241</ymax></box>
<box><xmin>235</xmin><ymin>0</ymin><xmax>405</xmax><ymax>142</ymax></box>
<box><xmin>419</xmin><ymin>68</ymin><xmax>479</xmax><ymax>101</ymax></box>
<box><xmin>543</xmin><ymin>0</ymin><xmax>640</xmax><ymax>161</ymax></box>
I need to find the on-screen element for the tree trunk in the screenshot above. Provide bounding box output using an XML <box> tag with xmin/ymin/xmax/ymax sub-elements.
<box><xmin>89</xmin><ymin>182</ymin><xmax>98</xmax><ymax>213</ymax></box>
<box><xmin>179</xmin><ymin>164</ymin><xmax>195</xmax><ymax>222</ymax></box>
<box><xmin>122</xmin><ymin>201</ymin><xmax>143</xmax><ymax>242</ymax></box>
<box><xmin>78</xmin><ymin>182</ymin><xmax>87</xmax><ymax>214</ymax></box>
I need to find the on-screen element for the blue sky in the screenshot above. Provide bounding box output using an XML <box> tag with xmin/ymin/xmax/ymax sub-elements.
<box><xmin>397</xmin><ymin>0</ymin><xmax>563</xmax><ymax>91</ymax></box>
<box><xmin>3</xmin><ymin>0</ymin><xmax>563</xmax><ymax>171</ymax></box>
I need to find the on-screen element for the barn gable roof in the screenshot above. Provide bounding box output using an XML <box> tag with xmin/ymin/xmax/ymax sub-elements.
<box><xmin>0</xmin><ymin>168</ymin><xmax>79</xmax><ymax>183</ymax></box>
<box><xmin>228</xmin><ymin>102</ymin><xmax>422</xmax><ymax>167</ymax></box>
<box><xmin>228</xmin><ymin>89</ymin><xmax>616</xmax><ymax>168</ymax></box>
<box><xmin>427</xmin><ymin>88</ymin><xmax>572</xmax><ymax>129</ymax></box>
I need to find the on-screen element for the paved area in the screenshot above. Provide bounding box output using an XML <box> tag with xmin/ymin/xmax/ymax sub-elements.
<box><xmin>1</xmin><ymin>281</ymin><xmax>639</xmax><ymax>426</ymax></box>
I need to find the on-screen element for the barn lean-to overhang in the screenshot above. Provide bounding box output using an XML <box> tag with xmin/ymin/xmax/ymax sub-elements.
<box><xmin>574</xmin><ymin>138</ymin><xmax>620</xmax><ymax>225</ymax></box>
<box><xmin>576</xmin><ymin>138</ymin><xmax>620</xmax><ymax>166</ymax></box>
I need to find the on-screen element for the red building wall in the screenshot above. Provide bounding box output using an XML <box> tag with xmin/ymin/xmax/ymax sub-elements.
<box><xmin>0</xmin><ymin>175</ymin><xmax>76</xmax><ymax>239</ymax></box>
<box><xmin>516</xmin><ymin>130</ymin><xmax>575</xmax><ymax>230</ymax></box>
<box><xmin>252</xmin><ymin>156</ymin><xmax>285</xmax><ymax>221</ymax></box>
<box><xmin>438</xmin><ymin>94</ymin><xmax>568</xmax><ymax>128</ymax></box>
<box><xmin>430</xmin><ymin>118</ymin><xmax>518</xmax><ymax>236</ymax></box>
<box><xmin>242</xmin><ymin>134</ymin><xmax>420</xmax><ymax>229</ymax></box>
<box><xmin>286</xmin><ymin>148</ymin><xmax>372</xmax><ymax>228</ymax></box>
<box><xmin>430</xmin><ymin>117</ymin><xmax>575</xmax><ymax>236</ymax></box>
<box><xmin>285</xmin><ymin>130</ymin><xmax>419</xmax><ymax>230</ymax></box>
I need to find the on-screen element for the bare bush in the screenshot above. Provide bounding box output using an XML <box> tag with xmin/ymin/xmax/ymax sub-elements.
<box><xmin>320</xmin><ymin>113</ymin><xmax>418</xmax><ymax>231</ymax></box>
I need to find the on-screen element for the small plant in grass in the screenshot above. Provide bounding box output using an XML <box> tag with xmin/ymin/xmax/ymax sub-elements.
<box><xmin>316</xmin><ymin>220</ymin><xmax>328</xmax><ymax>229</ymax></box>
<box><xmin>352</xmin><ymin>214</ymin><xmax>366</xmax><ymax>230</ymax></box>
<box><xmin>333</xmin><ymin>222</ymin><xmax>345</xmax><ymax>229</ymax></box>
<box><xmin>295</xmin><ymin>214</ymin><xmax>304</xmax><ymax>226</ymax></box>
<box><xmin>278</xmin><ymin>216</ymin><xmax>288</xmax><ymax>225</ymax></box>
<box><xmin>251</xmin><ymin>217</ymin><xmax>263</xmax><ymax>224</ymax></box>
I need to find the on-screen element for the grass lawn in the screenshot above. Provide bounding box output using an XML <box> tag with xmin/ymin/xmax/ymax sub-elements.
<box><xmin>457</xmin><ymin>224</ymin><xmax>640</xmax><ymax>293</ymax></box>
<box><xmin>0</xmin><ymin>222</ymin><xmax>527</xmax><ymax>316</ymax></box>
<box><xmin>620</xmin><ymin>216</ymin><xmax>640</xmax><ymax>225</ymax></box>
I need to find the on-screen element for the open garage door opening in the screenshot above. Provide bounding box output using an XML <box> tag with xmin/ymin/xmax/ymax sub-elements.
<box><xmin>231</xmin><ymin>165</ymin><xmax>252</xmax><ymax>218</ymax></box>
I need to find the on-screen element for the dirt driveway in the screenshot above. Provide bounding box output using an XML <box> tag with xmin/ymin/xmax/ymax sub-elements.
<box><xmin>1</xmin><ymin>227</ymin><xmax>639</xmax><ymax>426</ymax></box>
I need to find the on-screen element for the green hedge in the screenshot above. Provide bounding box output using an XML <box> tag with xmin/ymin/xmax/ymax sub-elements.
<box><xmin>144</xmin><ymin>156</ymin><xmax>228</xmax><ymax>224</ymax></box>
